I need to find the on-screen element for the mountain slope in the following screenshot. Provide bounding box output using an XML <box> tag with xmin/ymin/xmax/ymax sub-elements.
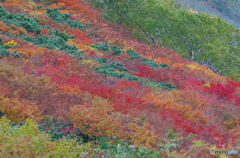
<box><xmin>0</xmin><ymin>0</ymin><xmax>240</xmax><ymax>157</ymax></box>
<box><xmin>175</xmin><ymin>0</ymin><xmax>240</xmax><ymax>28</ymax></box>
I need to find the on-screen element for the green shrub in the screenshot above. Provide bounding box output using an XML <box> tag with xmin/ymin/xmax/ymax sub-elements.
<box><xmin>90</xmin><ymin>43</ymin><xmax>123</xmax><ymax>55</ymax></box>
<box><xmin>97</xmin><ymin>138</ymin><xmax>162</xmax><ymax>158</ymax></box>
<box><xmin>46</xmin><ymin>8</ymin><xmax>85</xmax><ymax>30</ymax></box>
<box><xmin>20</xmin><ymin>33</ymin><xmax>78</xmax><ymax>54</ymax></box>
<box><xmin>127</xmin><ymin>49</ymin><xmax>141</xmax><ymax>59</ymax></box>
<box><xmin>0</xmin><ymin>6</ymin><xmax>41</xmax><ymax>34</ymax></box>
<box><xmin>0</xmin><ymin>41</ymin><xmax>22</xmax><ymax>58</ymax></box>
<box><xmin>90</xmin><ymin>42</ymin><xmax>110</xmax><ymax>51</ymax></box>
<box><xmin>110</xmin><ymin>45</ymin><xmax>123</xmax><ymax>55</ymax></box>
<box><xmin>95</xmin><ymin>57</ymin><xmax>108</xmax><ymax>63</ymax></box>
<box><xmin>0</xmin><ymin>48</ymin><xmax>22</xmax><ymax>58</ymax></box>
<box><xmin>142</xmin><ymin>58</ymin><xmax>168</xmax><ymax>68</ymax></box>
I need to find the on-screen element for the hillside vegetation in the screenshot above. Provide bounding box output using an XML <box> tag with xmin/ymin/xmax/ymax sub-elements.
<box><xmin>93</xmin><ymin>0</ymin><xmax>240</xmax><ymax>80</ymax></box>
<box><xmin>0</xmin><ymin>0</ymin><xmax>240</xmax><ymax>157</ymax></box>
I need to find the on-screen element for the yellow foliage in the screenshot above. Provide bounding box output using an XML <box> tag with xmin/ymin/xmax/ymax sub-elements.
<box><xmin>3</xmin><ymin>40</ymin><xmax>18</xmax><ymax>46</ymax></box>
<box><xmin>81</xmin><ymin>59</ymin><xmax>99</xmax><ymax>66</ymax></box>
<box><xmin>186</xmin><ymin>64</ymin><xmax>200</xmax><ymax>70</ymax></box>
<box><xmin>88</xmin><ymin>46</ymin><xmax>97</xmax><ymax>51</ymax></box>
<box><xmin>121</xmin><ymin>44</ymin><xmax>132</xmax><ymax>52</ymax></box>
<box><xmin>0</xmin><ymin>117</ymin><xmax>99</xmax><ymax>157</ymax></box>
<box><xmin>186</xmin><ymin>64</ymin><xmax>218</xmax><ymax>78</ymax></box>
<box><xmin>203</xmin><ymin>83</ymin><xmax>211</xmax><ymax>87</ymax></box>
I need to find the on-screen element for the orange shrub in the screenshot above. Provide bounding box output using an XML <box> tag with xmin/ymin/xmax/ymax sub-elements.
<box><xmin>0</xmin><ymin>94</ymin><xmax>42</xmax><ymax>123</ymax></box>
<box><xmin>0</xmin><ymin>21</ymin><xmax>27</xmax><ymax>34</ymax></box>
<box><xmin>70</xmin><ymin>95</ymin><xmax>123</xmax><ymax>138</ymax></box>
<box><xmin>127</xmin><ymin>122</ymin><xmax>158</xmax><ymax>149</ymax></box>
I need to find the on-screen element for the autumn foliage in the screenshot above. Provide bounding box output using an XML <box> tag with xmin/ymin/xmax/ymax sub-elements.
<box><xmin>0</xmin><ymin>0</ymin><xmax>240</xmax><ymax>157</ymax></box>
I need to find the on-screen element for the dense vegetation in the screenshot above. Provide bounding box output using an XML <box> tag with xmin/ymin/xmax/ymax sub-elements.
<box><xmin>92</xmin><ymin>0</ymin><xmax>240</xmax><ymax>80</ymax></box>
<box><xmin>0</xmin><ymin>0</ymin><xmax>240</xmax><ymax>157</ymax></box>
